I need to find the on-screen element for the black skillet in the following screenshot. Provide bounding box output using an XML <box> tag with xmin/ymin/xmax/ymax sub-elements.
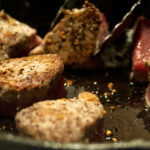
<box><xmin>0</xmin><ymin>0</ymin><xmax>150</xmax><ymax>149</ymax></box>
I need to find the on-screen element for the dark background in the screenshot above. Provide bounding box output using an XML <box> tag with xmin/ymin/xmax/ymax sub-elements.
<box><xmin>0</xmin><ymin>0</ymin><xmax>141</xmax><ymax>37</ymax></box>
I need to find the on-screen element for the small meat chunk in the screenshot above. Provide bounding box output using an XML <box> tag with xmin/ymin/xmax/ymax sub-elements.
<box><xmin>15</xmin><ymin>92</ymin><xmax>104</xmax><ymax>143</ymax></box>
<box><xmin>0</xmin><ymin>10</ymin><xmax>42</xmax><ymax>60</ymax></box>
<box><xmin>0</xmin><ymin>54</ymin><xmax>65</xmax><ymax>115</ymax></box>
<box><xmin>30</xmin><ymin>2</ymin><xmax>108</xmax><ymax>69</ymax></box>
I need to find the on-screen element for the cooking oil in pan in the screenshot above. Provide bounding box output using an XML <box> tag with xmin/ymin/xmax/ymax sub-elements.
<box><xmin>64</xmin><ymin>69</ymin><xmax>149</xmax><ymax>143</ymax></box>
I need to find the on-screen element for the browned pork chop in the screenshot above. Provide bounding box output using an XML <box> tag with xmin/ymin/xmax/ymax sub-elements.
<box><xmin>15</xmin><ymin>92</ymin><xmax>104</xmax><ymax>143</ymax></box>
<box><xmin>30</xmin><ymin>2</ymin><xmax>108</xmax><ymax>68</ymax></box>
<box><xmin>0</xmin><ymin>10</ymin><xmax>42</xmax><ymax>60</ymax></box>
<box><xmin>0</xmin><ymin>54</ymin><xmax>65</xmax><ymax>115</ymax></box>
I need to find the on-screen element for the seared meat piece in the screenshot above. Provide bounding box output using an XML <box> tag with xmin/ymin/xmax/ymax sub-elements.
<box><xmin>0</xmin><ymin>10</ymin><xmax>42</xmax><ymax>60</ymax></box>
<box><xmin>15</xmin><ymin>92</ymin><xmax>104</xmax><ymax>143</ymax></box>
<box><xmin>0</xmin><ymin>54</ymin><xmax>65</xmax><ymax>115</ymax></box>
<box><xmin>30</xmin><ymin>2</ymin><xmax>108</xmax><ymax>69</ymax></box>
<box><xmin>131</xmin><ymin>17</ymin><xmax>150</xmax><ymax>82</ymax></box>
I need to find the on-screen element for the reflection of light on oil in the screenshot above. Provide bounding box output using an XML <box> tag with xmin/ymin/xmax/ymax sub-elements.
<box><xmin>130</xmin><ymin>82</ymin><xmax>134</xmax><ymax>85</ymax></box>
<box><xmin>106</xmin><ymin>99</ymin><xmax>110</xmax><ymax>102</ymax></box>
<box><xmin>93</xmin><ymin>81</ymin><xmax>97</xmax><ymax>85</ymax></box>
<box><xmin>106</xmin><ymin>137</ymin><xmax>111</xmax><ymax>140</ymax></box>
<box><xmin>95</xmin><ymin>91</ymin><xmax>99</xmax><ymax>94</ymax></box>
<box><xmin>145</xmin><ymin>106</ymin><xmax>149</xmax><ymax>112</ymax></box>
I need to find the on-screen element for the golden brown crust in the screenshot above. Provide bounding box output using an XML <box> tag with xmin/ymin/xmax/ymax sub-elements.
<box><xmin>0</xmin><ymin>54</ymin><xmax>63</xmax><ymax>90</ymax></box>
<box><xmin>30</xmin><ymin>3</ymin><xmax>108</xmax><ymax>68</ymax></box>
<box><xmin>0</xmin><ymin>54</ymin><xmax>65</xmax><ymax>115</ymax></box>
<box><xmin>15</xmin><ymin>92</ymin><xmax>104</xmax><ymax>142</ymax></box>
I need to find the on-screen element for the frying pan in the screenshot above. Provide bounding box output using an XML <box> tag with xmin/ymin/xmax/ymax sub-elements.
<box><xmin>0</xmin><ymin>0</ymin><xmax>150</xmax><ymax>149</ymax></box>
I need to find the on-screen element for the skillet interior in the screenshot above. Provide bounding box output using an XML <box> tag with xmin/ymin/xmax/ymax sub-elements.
<box><xmin>0</xmin><ymin>0</ymin><xmax>150</xmax><ymax>149</ymax></box>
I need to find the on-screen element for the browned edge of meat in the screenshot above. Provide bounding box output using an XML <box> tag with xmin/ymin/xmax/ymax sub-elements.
<box><xmin>0</xmin><ymin>54</ymin><xmax>65</xmax><ymax>115</ymax></box>
<box><xmin>15</xmin><ymin>92</ymin><xmax>104</xmax><ymax>143</ymax></box>
<box><xmin>29</xmin><ymin>2</ymin><xmax>108</xmax><ymax>69</ymax></box>
<box><xmin>0</xmin><ymin>10</ymin><xmax>42</xmax><ymax>60</ymax></box>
